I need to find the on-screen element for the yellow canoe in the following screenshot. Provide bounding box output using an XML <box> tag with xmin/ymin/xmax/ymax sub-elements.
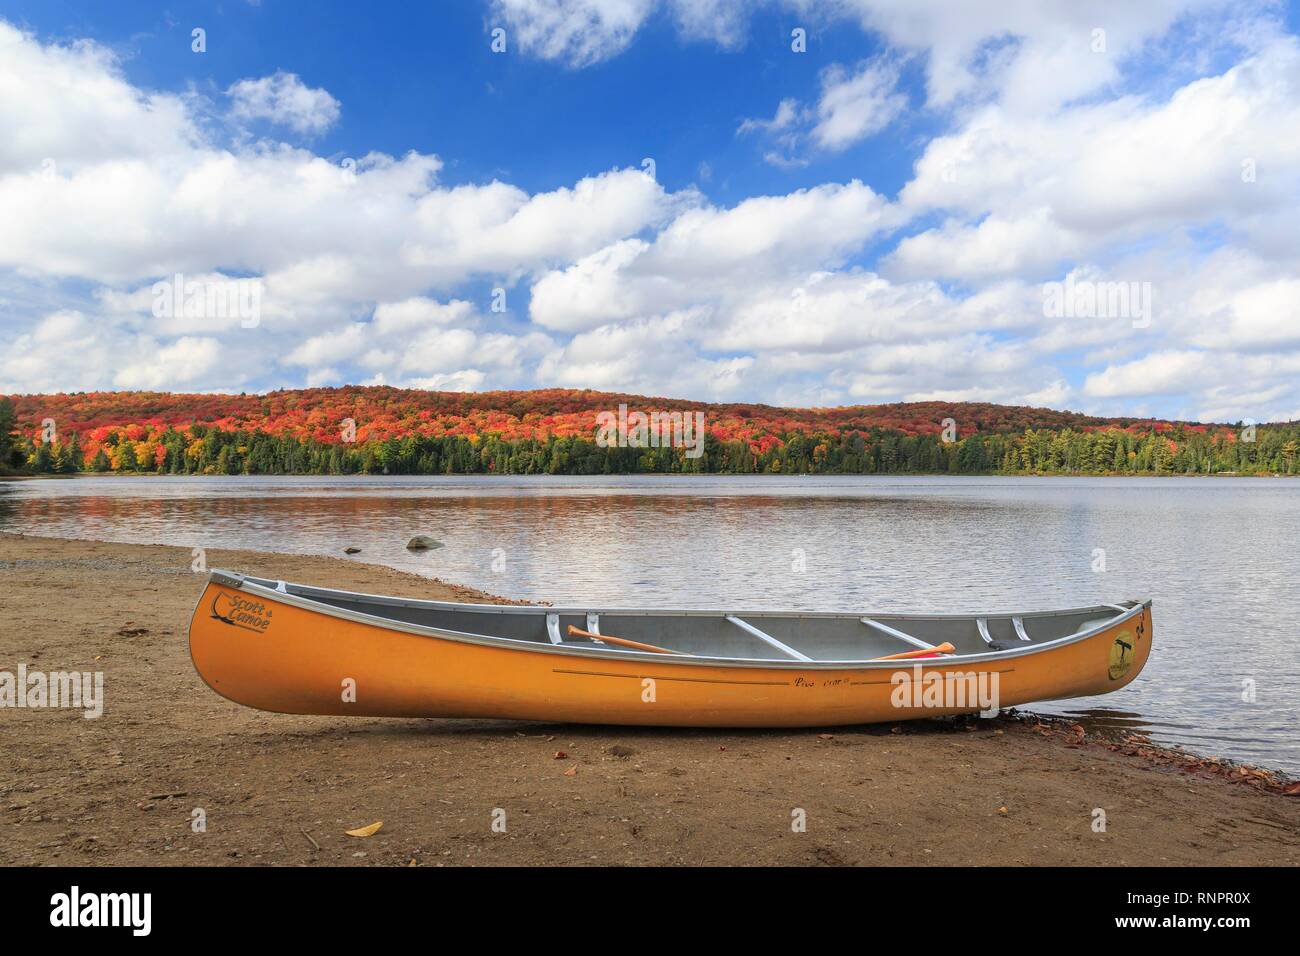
<box><xmin>188</xmin><ymin>571</ymin><xmax>1152</xmax><ymax>727</ymax></box>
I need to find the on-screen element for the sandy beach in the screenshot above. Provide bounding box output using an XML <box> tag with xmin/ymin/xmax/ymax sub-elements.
<box><xmin>1</xmin><ymin>530</ymin><xmax>1297</xmax><ymax>866</ymax></box>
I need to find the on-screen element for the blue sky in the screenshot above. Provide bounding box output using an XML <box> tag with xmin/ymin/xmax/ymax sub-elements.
<box><xmin>3</xmin><ymin>1</ymin><xmax>919</xmax><ymax>196</ymax></box>
<box><xmin>2</xmin><ymin>1</ymin><xmax>1300</xmax><ymax>422</ymax></box>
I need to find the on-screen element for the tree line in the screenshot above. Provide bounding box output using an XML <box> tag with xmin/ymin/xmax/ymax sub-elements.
<box><xmin>3</xmin><ymin>401</ymin><xmax>1297</xmax><ymax>477</ymax></box>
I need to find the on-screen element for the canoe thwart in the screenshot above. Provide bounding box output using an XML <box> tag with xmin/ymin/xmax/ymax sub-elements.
<box><xmin>860</xmin><ymin>617</ymin><xmax>936</xmax><ymax>650</ymax></box>
<box><xmin>726</xmin><ymin>615</ymin><xmax>813</xmax><ymax>661</ymax></box>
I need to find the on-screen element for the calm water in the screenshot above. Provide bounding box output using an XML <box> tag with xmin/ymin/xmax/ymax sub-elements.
<box><xmin>1</xmin><ymin>475</ymin><xmax>1296</xmax><ymax>772</ymax></box>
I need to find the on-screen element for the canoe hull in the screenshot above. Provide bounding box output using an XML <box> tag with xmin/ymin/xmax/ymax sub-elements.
<box><xmin>188</xmin><ymin>582</ymin><xmax>1153</xmax><ymax>727</ymax></box>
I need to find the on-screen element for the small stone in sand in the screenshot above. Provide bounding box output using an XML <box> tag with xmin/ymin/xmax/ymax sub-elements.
<box><xmin>405</xmin><ymin>536</ymin><xmax>443</xmax><ymax>551</ymax></box>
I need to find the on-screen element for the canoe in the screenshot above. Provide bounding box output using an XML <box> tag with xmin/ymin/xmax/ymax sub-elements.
<box><xmin>188</xmin><ymin>570</ymin><xmax>1152</xmax><ymax>727</ymax></box>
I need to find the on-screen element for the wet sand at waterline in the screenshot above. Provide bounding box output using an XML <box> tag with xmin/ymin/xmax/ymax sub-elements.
<box><xmin>1</xmin><ymin>532</ymin><xmax>1297</xmax><ymax>867</ymax></box>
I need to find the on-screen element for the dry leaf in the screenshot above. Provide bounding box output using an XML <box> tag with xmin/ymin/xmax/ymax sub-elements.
<box><xmin>345</xmin><ymin>821</ymin><xmax>383</xmax><ymax>837</ymax></box>
<box><xmin>553</xmin><ymin>750</ymin><xmax>568</xmax><ymax>760</ymax></box>
<box><xmin>997</xmin><ymin>805</ymin><xmax>1009</xmax><ymax>815</ymax></box>
<box><xmin>563</xmin><ymin>765</ymin><xmax>578</xmax><ymax>777</ymax></box>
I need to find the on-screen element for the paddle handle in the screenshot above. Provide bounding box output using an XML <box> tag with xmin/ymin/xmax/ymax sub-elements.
<box><xmin>871</xmin><ymin>642</ymin><xmax>955</xmax><ymax>661</ymax></box>
<box><xmin>566</xmin><ymin>625</ymin><xmax>685</xmax><ymax>656</ymax></box>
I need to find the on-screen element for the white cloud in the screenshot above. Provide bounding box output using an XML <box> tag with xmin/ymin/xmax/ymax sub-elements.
<box><xmin>887</xmin><ymin>209</ymin><xmax>1082</xmax><ymax>281</ymax></box>
<box><xmin>490</xmin><ymin>0</ymin><xmax>656</xmax><ymax>67</ymax></box>
<box><xmin>0</xmin><ymin>22</ymin><xmax>200</xmax><ymax>177</ymax></box>
<box><xmin>811</xmin><ymin>59</ymin><xmax>906</xmax><ymax>150</ymax></box>
<box><xmin>529</xmin><ymin>181</ymin><xmax>893</xmax><ymax>330</ymax></box>
<box><xmin>227</xmin><ymin>72</ymin><xmax>341</xmax><ymax>135</ymax></box>
<box><xmin>0</xmin><ymin>310</ymin><xmax>255</xmax><ymax>394</ymax></box>
<box><xmin>489</xmin><ymin>0</ymin><xmax>1239</xmax><ymax>119</ymax></box>
<box><xmin>115</xmin><ymin>336</ymin><xmax>224</xmax><ymax>389</ymax></box>
<box><xmin>740</xmin><ymin>58</ymin><xmax>905</xmax><ymax>163</ymax></box>
<box><xmin>738</xmin><ymin>98</ymin><xmax>801</xmax><ymax>137</ymax></box>
<box><xmin>537</xmin><ymin>309</ymin><xmax>755</xmax><ymax>398</ymax></box>
<box><xmin>372</xmin><ymin>297</ymin><xmax>477</xmax><ymax>334</ymax></box>
<box><xmin>1083</xmin><ymin>350</ymin><xmax>1216</xmax><ymax>399</ymax></box>
<box><xmin>1188</xmin><ymin>278</ymin><xmax>1300</xmax><ymax>351</ymax></box>
<box><xmin>493</xmin><ymin>0</ymin><xmax>769</xmax><ymax>66</ymax></box>
<box><xmin>889</xmin><ymin>37</ymin><xmax>1300</xmax><ymax>281</ymax></box>
<box><xmin>666</xmin><ymin>0</ymin><xmax>753</xmax><ymax>48</ymax></box>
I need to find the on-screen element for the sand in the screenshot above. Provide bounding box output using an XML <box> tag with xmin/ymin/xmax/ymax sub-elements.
<box><xmin>1</xmin><ymin>530</ymin><xmax>1297</xmax><ymax>866</ymax></box>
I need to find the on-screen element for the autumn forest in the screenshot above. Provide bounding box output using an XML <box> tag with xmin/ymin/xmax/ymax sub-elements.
<box><xmin>1</xmin><ymin>387</ymin><xmax>1297</xmax><ymax>478</ymax></box>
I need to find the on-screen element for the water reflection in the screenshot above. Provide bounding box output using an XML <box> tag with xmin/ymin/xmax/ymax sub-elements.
<box><xmin>1</xmin><ymin>474</ymin><xmax>1297</xmax><ymax>773</ymax></box>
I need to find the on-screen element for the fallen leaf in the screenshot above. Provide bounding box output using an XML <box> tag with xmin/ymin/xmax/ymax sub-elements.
<box><xmin>997</xmin><ymin>805</ymin><xmax>1009</xmax><ymax>815</ymax></box>
<box><xmin>563</xmin><ymin>765</ymin><xmax>578</xmax><ymax>777</ymax></box>
<box><xmin>553</xmin><ymin>750</ymin><xmax>568</xmax><ymax>760</ymax></box>
<box><xmin>345</xmin><ymin>821</ymin><xmax>383</xmax><ymax>837</ymax></box>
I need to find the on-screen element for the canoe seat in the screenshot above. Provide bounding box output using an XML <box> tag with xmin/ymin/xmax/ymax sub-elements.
<box><xmin>1074</xmin><ymin>616</ymin><xmax>1115</xmax><ymax>634</ymax></box>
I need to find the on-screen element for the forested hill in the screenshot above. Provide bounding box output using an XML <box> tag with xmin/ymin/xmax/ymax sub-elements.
<box><xmin>10</xmin><ymin>386</ymin><xmax>1137</xmax><ymax>436</ymax></box>
<box><xmin>1</xmin><ymin>386</ymin><xmax>1296</xmax><ymax>476</ymax></box>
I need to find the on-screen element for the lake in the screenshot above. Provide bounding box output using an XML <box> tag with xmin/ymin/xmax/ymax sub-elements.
<box><xmin>1</xmin><ymin>474</ymin><xmax>1296</xmax><ymax>773</ymax></box>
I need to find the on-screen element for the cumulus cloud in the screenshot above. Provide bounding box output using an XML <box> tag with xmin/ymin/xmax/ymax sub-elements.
<box><xmin>886</xmin><ymin>36</ymin><xmax>1300</xmax><ymax>283</ymax></box>
<box><xmin>493</xmin><ymin>0</ymin><xmax>767</xmax><ymax>66</ymax></box>
<box><xmin>811</xmin><ymin>59</ymin><xmax>907</xmax><ymax>150</ymax></box>
<box><xmin>3</xmin><ymin>6</ymin><xmax>1300</xmax><ymax>423</ymax></box>
<box><xmin>0</xmin><ymin>19</ymin><xmax>678</xmax><ymax>394</ymax></box>
<box><xmin>740</xmin><ymin>58</ymin><xmax>906</xmax><ymax>163</ymax></box>
<box><xmin>490</xmin><ymin>0</ymin><xmax>657</xmax><ymax>67</ymax></box>
<box><xmin>227</xmin><ymin>72</ymin><xmax>341</xmax><ymax>135</ymax></box>
<box><xmin>0</xmin><ymin>21</ymin><xmax>199</xmax><ymax>175</ymax></box>
<box><xmin>529</xmin><ymin>181</ymin><xmax>894</xmax><ymax>330</ymax></box>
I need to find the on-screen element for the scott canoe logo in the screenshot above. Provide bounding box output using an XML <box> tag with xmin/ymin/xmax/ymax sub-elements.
<box><xmin>1107</xmin><ymin>629</ymin><xmax>1135</xmax><ymax>680</ymax></box>
<box><xmin>211</xmin><ymin>590</ymin><xmax>273</xmax><ymax>634</ymax></box>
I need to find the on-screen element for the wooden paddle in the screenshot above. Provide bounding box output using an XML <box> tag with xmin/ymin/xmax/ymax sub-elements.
<box><xmin>870</xmin><ymin>642</ymin><xmax>955</xmax><ymax>662</ymax></box>
<box><xmin>566</xmin><ymin>625</ymin><xmax>687</xmax><ymax>656</ymax></box>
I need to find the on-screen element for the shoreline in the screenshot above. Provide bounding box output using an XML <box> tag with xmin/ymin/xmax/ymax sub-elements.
<box><xmin>5</xmin><ymin>471</ymin><xmax>1299</xmax><ymax>483</ymax></box>
<box><xmin>2</xmin><ymin>530</ymin><xmax>1297</xmax><ymax>865</ymax></box>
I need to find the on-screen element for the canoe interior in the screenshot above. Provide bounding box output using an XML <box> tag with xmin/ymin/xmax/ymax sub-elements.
<box><xmin>238</xmin><ymin>575</ymin><xmax>1127</xmax><ymax>663</ymax></box>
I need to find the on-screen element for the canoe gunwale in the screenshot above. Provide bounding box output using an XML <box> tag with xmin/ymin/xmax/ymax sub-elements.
<box><xmin>203</xmin><ymin>569</ymin><xmax>1150</xmax><ymax>671</ymax></box>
